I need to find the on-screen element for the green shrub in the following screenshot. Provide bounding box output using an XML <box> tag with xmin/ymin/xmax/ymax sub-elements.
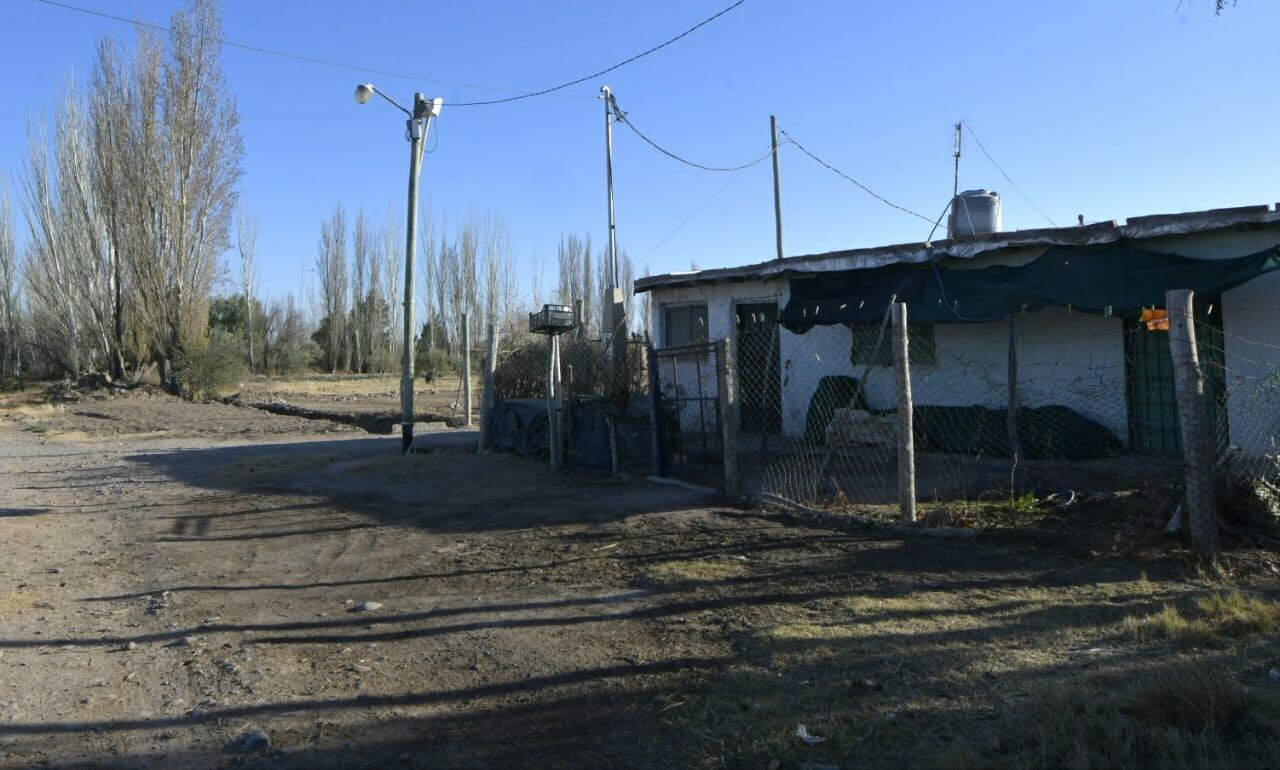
<box><xmin>177</xmin><ymin>329</ymin><xmax>247</xmax><ymax>400</ymax></box>
<box><xmin>275</xmin><ymin>340</ymin><xmax>317</xmax><ymax>378</ymax></box>
<box><xmin>415</xmin><ymin>346</ymin><xmax>457</xmax><ymax>382</ymax></box>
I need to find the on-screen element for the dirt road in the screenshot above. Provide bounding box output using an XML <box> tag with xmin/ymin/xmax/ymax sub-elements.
<box><xmin>1</xmin><ymin>390</ymin><xmax>1277</xmax><ymax>769</ymax></box>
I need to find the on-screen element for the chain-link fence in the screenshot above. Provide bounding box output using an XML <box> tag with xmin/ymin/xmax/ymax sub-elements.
<box><xmin>732</xmin><ymin>300</ymin><xmax>1280</xmax><ymax>528</ymax></box>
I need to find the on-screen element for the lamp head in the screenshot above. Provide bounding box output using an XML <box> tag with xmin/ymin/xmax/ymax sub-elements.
<box><xmin>354</xmin><ymin>83</ymin><xmax>375</xmax><ymax>105</ymax></box>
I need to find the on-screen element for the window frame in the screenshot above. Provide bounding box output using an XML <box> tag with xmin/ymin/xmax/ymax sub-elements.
<box><xmin>663</xmin><ymin>302</ymin><xmax>710</xmax><ymax>348</ymax></box>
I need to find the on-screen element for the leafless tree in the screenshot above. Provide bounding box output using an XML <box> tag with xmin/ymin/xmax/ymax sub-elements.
<box><xmin>382</xmin><ymin>205</ymin><xmax>403</xmax><ymax>366</ymax></box>
<box><xmin>236</xmin><ymin>209</ymin><xmax>258</xmax><ymax>373</ymax></box>
<box><xmin>557</xmin><ymin>234</ymin><xmax>585</xmax><ymax>316</ymax></box>
<box><xmin>21</xmin><ymin>92</ymin><xmax>117</xmax><ymax>376</ymax></box>
<box><xmin>0</xmin><ymin>182</ymin><xmax>19</xmax><ymax>378</ymax></box>
<box><xmin>123</xmin><ymin>0</ymin><xmax>244</xmax><ymax>386</ymax></box>
<box><xmin>351</xmin><ymin>210</ymin><xmax>372</xmax><ymax>372</ymax></box>
<box><xmin>316</xmin><ymin>204</ymin><xmax>350</xmax><ymax>373</ymax></box>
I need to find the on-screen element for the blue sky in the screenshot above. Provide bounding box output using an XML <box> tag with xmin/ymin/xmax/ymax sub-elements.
<box><xmin>3</xmin><ymin>0</ymin><xmax>1278</xmax><ymax>306</ymax></box>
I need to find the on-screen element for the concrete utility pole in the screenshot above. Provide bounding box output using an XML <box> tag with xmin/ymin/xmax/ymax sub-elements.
<box><xmin>771</xmin><ymin>115</ymin><xmax>784</xmax><ymax>262</ymax></box>
<box><xmin>354</xmin><ymin>83</ymin><xmax>441</xmax><ymax>455</ymax></box>
<box><xmin>601</xmin><ymin>86</ymin><xmax>627</xmax><ymax>396</ymax></box>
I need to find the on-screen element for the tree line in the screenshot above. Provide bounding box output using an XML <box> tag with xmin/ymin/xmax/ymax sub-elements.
<box><xmin>0</xmin><ymin>0</ymin><xmax>240</xmax><ymax>389</ymax></box>
<box><xmin>0</xmin><ymin>0</ymin><xmax>652</xmax><ymax>393</ymax></box>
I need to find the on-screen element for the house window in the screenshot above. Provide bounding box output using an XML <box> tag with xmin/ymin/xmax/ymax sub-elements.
<box><xmin>849</xmin><ymin>323</ymin><xmax>936</xmax><ymax>366</ymax></box>
<box><xmin>664</xmin><ymin>304</ymin><xmax>708</xmax><ymax>347</ymax></box>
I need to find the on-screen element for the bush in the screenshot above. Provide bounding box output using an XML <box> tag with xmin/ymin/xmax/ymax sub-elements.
<box><xmin>275</xmin><ymin>340</ymin><xmax>317</xmax><ymax>378</ymax></box>
<box><xmin>415</xmin><ymin>346</ymin><xmax>457</xmax><ymax>382</ymax></box>
<box><xmin>177</xmin><ymin>328</ymin><xmax>246</xmax><ymax>400</ymax></box>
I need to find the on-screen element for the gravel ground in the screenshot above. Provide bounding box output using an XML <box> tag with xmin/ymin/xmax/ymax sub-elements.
<box><xmin>1</xmin><ymin>388</ymin><xmax>1275</xmax><ymax>769</ymax></box>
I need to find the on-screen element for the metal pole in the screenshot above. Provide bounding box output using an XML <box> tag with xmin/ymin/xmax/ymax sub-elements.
<box><xmin>771</xmin><ymin>115</ymin><xmax>784</xmax><ymax>262</ymax></box>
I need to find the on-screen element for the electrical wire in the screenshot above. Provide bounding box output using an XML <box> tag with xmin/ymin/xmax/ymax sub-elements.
<box><xmin>450</xmin><ymin>0</ymin><xmax>749</xmax><ymax>106</ymax></box>
<box><xmin>779</xmin><ymin>128</ymin><xmax>936</xmax><ymax>224</ymax></box>
<box><xmin>961</xmin><ymin>120</ymin><xmax>1058</xmax><ymax>227</ymax></box>
<box><xmin>610</xmin><ymin>94</ymin><xmax>774</xmax><ymax>172</ymax></box>
<box><xmin>33</xmin><ymin>0</ymin><xmax>584</xmax><ymax>99</ymax></box>
<box><xmin>35</xmin><ymin>0</ymin><xmax>750</xmax><ymax>106</ymax></box>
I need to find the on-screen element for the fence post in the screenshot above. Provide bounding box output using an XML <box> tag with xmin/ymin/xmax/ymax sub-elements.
<box><xmin>547</xmin><ymin>335</ymin><xmax>562</xmax><ymax>470</ymax></box>
<box><xmin>892</xmin><ymin>302</ymin><xmax>916</xmax><ymax>523</ymax></box>
<box><xmin>1167</xmin><ymin>289</ymin><xmax>1220</xmax><ymax>560</ymax></box>
<box><xmin>716</xmin><ymin>338</ymin><xmax>740</xmax><ymax>496</ymax></box>
<box><xmin>478</xmin><ymin>323</ymin><xmax>498</xmax><ymax>452</ymax></box>
<box><xmin>462</xmin><ymin>312</ymin><xmax>472</xmax><ymax>427</ymax></box>
<box><xmin>648</xmin><ymin>343</ymin><xmax>666</xmax><ymax>477</ymax></box>
<box><xmin>1007</xmin><ymin>315</ymin><xmax>1025</xmax><ymax>493</ymax></box>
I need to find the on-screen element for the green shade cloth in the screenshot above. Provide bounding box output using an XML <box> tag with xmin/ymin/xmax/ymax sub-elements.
<box><xmin>781</xmin><ymin>243</ymin><xmax>1280</xmax><ymax>328</ymax></box>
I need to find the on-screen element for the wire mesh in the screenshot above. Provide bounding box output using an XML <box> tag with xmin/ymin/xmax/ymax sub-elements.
<box><xmin>730</xmin><ymin>303</ymin><xmax>1275</xmax><ymax>522</ymax></box>
<box><xmin>652</xmin><ymin>341</ymin><xmax>723</xmax><ymax>482</ymax></box>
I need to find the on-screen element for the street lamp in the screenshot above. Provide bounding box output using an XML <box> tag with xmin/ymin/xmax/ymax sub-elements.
<box><xmin>354</xmin><ymin>83</ymin><xmax>443</xmax><ymax>455</ymax></box>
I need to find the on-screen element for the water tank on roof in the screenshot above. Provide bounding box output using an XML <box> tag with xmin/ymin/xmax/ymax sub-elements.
<box><xmin>948</xmin><ymin>189</ymin><xmax>1002</xmax><ymax>237</ymax></box>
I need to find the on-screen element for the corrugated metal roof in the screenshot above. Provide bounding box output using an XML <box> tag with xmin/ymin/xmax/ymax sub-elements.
<box><xmin>634</xmin><ymin>203</ymin><xmax>1280</xmax><ymax>294</ymax></box>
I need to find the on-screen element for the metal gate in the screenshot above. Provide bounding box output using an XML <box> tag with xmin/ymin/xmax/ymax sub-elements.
<box><xmin>650</xmin><ymin>341</ymin><xmax>723</xmax><ymax>485</ymax></box>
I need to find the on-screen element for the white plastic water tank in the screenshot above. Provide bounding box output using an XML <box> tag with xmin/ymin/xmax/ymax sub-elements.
<box><xmin>948</xmin><ymin>189</ymin><xmax>1003</xmax><ymax>237</ymax></box>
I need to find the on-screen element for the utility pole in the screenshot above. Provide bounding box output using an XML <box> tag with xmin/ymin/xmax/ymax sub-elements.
<box><xmin>952</xmin><ymin>122</ymin><xmax>963</xmax><ymax>200</ymax></box>
<box><xmin>601</xmin><ymin>85</ymin><xmax>627</xmax><ymax>397</ymax></box>
<box><xmin>771</xmin><ymin>115</ymin><xmax>784</xmax><ymax>262</ymax></box>
<box><xmin>395</xmin><ymin>93</ymin><xmax>442</xmax><ymax>454</ymax></box>
<box><xmin>602</xmin><ymin>86</ymin><xmax>619</xmax><ymax>294</ymax></box>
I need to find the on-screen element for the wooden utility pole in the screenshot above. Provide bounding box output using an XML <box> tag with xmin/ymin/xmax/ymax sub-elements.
<box><xmin>716</xmin><ymin>338</ymin><xmax>740</xmax><ymax>496</ymax></box>
<box><xmin>1167</xmin><ymin>289</ymin><xmax>1220</xmax><ymax>560</ymax></box>
<box><xmin>892</xmin><ymin>302</ymin><xmax>916</xmax><ymax>523</ymax></box>
<box><xmin>478</xmin><ymin>323</ymin><xmax>498</xmax><ymax>452</ymax></box>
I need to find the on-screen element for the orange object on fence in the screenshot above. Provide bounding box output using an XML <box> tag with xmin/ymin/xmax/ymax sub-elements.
<box><xmin>1141</xmin><ymin>308</ymin><xmax>1169</xmax><ymax>331</ymax></box>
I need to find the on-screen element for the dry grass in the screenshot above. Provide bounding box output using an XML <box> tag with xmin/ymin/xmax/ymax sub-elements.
<box><xmin>1018</xmin><ymin>665</ymin><xmax>1280</xmax><ymax>770</ymax></box>
<box><xmin>1124</xmin><ymin>590</ymin><xmax>1280</xmax><ymax>646</ymax></box>
<box><xmin>241</xmin><ymin>373</ymin><xmax>464</xmax><ymax>399</ymax></box>
<box><xmin>645</xmin><ymin>558</ymin><xmax>747</xmax><ymax>585</ymax></box>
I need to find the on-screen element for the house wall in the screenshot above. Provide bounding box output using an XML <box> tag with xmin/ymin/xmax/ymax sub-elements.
<box><xmin>649</xmin><ymin>279</ymin><xmax>784</xmax><ymax>432</ymax></box>
<box><xmin>1140</xmin><ymin>230</ymin><xmax>1280</xmax><ymax>457</ymax></box>
<box><xmin>778</xmin><ymin>308</ymin><xmax>1128</xmax><ymax>440</ymax></box>
<box><xmin>645</xmin><ymin>227</ymin><xmax>1280</xmax><ymax>456</ymax></box>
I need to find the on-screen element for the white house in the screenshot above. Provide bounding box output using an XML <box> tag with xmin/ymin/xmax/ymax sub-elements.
<box><xmin>636</xmin><ymin>204</ymin><xmax>1280</xmax><ymax>462</ymax></box>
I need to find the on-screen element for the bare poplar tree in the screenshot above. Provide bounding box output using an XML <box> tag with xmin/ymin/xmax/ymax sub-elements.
<box><xmin>351</xmin><ymin>210</ymin><xmax>372</xmax><ymax>372</ymax></box>
<box><xmin>459</xmin><ymin>215</ymin><xmax>480</xmax><ymax>347</ymax></box>
<box><xmin>557</xmin><ymin>234</ymin><xmax>584</xmax><ymax>310</ymax></box>
<box><xmin>115</xmin><ymin>0</ymin><xmax>244</xmax><ymax>386</ymax></box>
<box><xmin>581</xmin><ymin>234</ymin><xmax>595</xmax><ymax>336</ymax></box>
<box><xmin>316</xmin><ymin>204</ymin><xmax>350</xmax><ymax>373</ymax></box>
<box><xmin>0</xmin><ymin>182</ymin><xmax>18</xmax><ymax>378</ymax></box>
<box><xmin>236</xmin><ymin>209</ymin><xmax>258</xmax><ymax>373</ymax></box>
<box><xmin>382</xmin><ymin>205</ymin><xmax>403</xmax><ymax>365</ymax></box>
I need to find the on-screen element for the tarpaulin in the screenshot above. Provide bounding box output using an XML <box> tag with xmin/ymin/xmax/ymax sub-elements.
<box><xmin>780</xmin><ymin>243</ymin><xmax>1280</xmax><ymax>328</ymax></box>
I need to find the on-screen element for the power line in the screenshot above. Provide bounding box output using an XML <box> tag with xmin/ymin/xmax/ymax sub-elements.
<box><xmin>610</xmin><ymin>94</ymin><xmax>774</xmax><ymax>172</ymax></box>
<box><xmin>960</xmin><ymin>120</ymin><xmax>1058</xmax><ymax>227</ymax></box>
<box><xmin>34</xmin><ymin>0</ymin><xmax>578</xmax><ymax>99</ymax></box>
<box><xmin>34</xmin><ymin>0</ymin><xmax>749</xmax><ymax>108</ymax></box>
<box><xmin>451</xmin><ymin>0</ymin><xmax>749</xmax><ymax>106</ymax></box>
<box><xmin>779</xmin><ymin>128</ymin><xmax>936</xmax><ymax>224</ymax></box>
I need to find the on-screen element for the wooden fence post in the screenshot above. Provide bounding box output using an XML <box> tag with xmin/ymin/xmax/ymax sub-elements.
<box><xmin>1007</xmin><ymin>315</ymin><xmax>1025</xmax><ymax>493</ymax></box>
<box><xmin>478</xmin><ymin>324</ymin><xmax>498</xmax><ymax>452</ymax></box>
<box><xmin>892</xmin><ymin>302</ymin><xmax>916</xmax><ymax>523</ymax></box>
<box><xmin>461</xmin><ymin>312</ymin><xmax>472</xmax><ymax>427</ymax></box>
<box><xmin>648</xmin><ymin>343</ymin><xmax>666</xmax><ymax>477</ymax></box>
<box><xmin>716</xmin><ymin>338</ymin><xmax>740</xmax><ymax>496</ymax></box>
<box><xmin>1167</xmin><ymin>289</ymin><xmax>1220</xmax><ymax>560</ymax></box>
